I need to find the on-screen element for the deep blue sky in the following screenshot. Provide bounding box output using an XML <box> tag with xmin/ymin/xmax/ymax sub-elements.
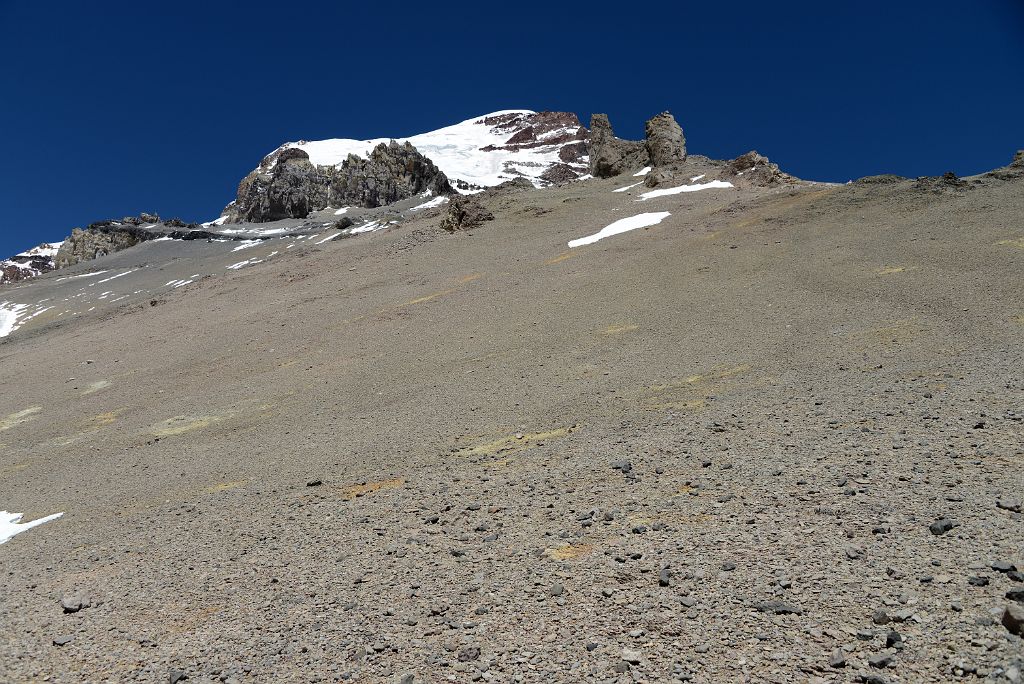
<box><xmin>1</xmin><ymin>1</ymin><xmax>1022</xmax><ymax>257</ymax></box>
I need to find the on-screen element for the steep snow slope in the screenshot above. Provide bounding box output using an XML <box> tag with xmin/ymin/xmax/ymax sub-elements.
<box><xmin>0</xmin><ymin>242</ymin><xmax>63</xmax><ymax>285</ymax></box>
<box><xmin>269</xmin><ymin>110</ymin><xmax>589</xmax><ymax>189</ymax></box>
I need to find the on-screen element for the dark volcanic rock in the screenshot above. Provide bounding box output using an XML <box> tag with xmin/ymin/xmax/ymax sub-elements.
<box><xmin>232</xmin><ymin>141</ymin><xmax>452</xmax><ymax>223</ymax></box>
<box><xmin>440</xmin><ymin>196</ymin><xmax>494</xmax><ymax>232</ymax></box>
<box><xmin>588</xmin><ymin>114</ymin><xmax>649</xmax><ymax>178</ymax></box>
<box><xmin>644</xmin><ymin>112</ymin><xmax>686</xmax><ymax>168</ymax></box>
<box><xmin>540</xmin><ymin>163</ymin><xmax>579</xmax><ymax>185</ymax></box>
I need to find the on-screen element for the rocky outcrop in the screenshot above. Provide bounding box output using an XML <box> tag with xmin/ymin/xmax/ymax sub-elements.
<box><xmin>439</xmin><ymin>196</ymin><xmax>494</xmax><ymax>232</ymax></box>
<box><xmin>231</xmin><ymin>141</ymin><xmax>452</xmax><ymax>223</ymax></box>
<box><xmin>1014</xmin><ymin>150</ymin><xmax>1024</xmax><ymax>167</ymax></box>
<box><xmin>722</xmin><ymin>151</ymin><xmax>785</xmax><ymax>186</ymax></box>
<box><xmin>54</xmin><ymin>224</ymin><xmax>152</xmax><ymax>269</ymax></box>
<box><xmin>588</xmin><ymin>114</ymin><xmax>649</xmax><ymax>178</ymax></box>
<box><xmin>539</xmin><ymin>163</ymin><xmax>579</xmax><ymax>185</ymax></box>
<box><xmin>645</xmin><ymin>112</ymin><xmax>686</xmax><ymax>168</ymax></box>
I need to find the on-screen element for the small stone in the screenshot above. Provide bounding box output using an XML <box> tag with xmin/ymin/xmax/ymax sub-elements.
<box><xmin>549</xmin><ymin>583</ymin><xmax>564</xmax><ymax>597</ymax></box>
<box><xmin>659</xmin><ymin>567</ymin><xmax>671</xmax><ymax>587</ymax></box>
<box><xmin>755</xmin><ymin>600</ymin><xmax>802</xmax><ymax>615</ymax></box>
<box><xmin>846</xmin><ymin>546</ymin><xmax>864</xmax><ymax>560</ymax></box>
<box><xmin>52</xmin><ymin>635</ymin><xmax>74</xmax><ymax>646</ymax></box>
<box><xmin>967</xmin><ymin>576</ymin><xmax>990</xmax><ymax>587</ymax></box>
<box><xmin>61</xmin><ymin>596</ymin><xmax>85</xmax><ymax>614</ymax></box>
<box><xmin>885</xmin><ymin>630</ymin><xmax>903</xmax><ymax>648</ymax></box>
<box><xmin>992</xmin><ymin>560</ymin><xmax>1018</xmax><ymax>573</ymax></box>
<box><xmin>929</xmin><ymin>518</ymin><xmax>957</xmax><ymax>535</ymax></box>
<box><xmin>586</xmin><ymin>643</ymin><xmax>599</xmax><ymax>652</ymax></box>
<box><xmin>169</xmin><ymin>671</ymin><xmax>189</xmax><ymax>684</ymax></box>
<box><xmin>1007</xmin><ymin>588</ymin><xmax>1024</xmax><ymax>604</ymax></box>
<box><xmin>306</xmin><ymin>479</ymin><xmax>322</xmax><ymax>487</ymax></box>
<box><xmin>829</xmin><ymin>648</ymin><xmax>846</xmax><ymax>668</ymax></box>
<box><xmin>721</xmin><ymin>561</ymin><xmax>736</xmax><ymax>571</ymax></box>
<box><xmin>1003</xmin><ymin>604</ymin><xmax>1024</xmax><ymax>636</ymax></box>
<box><xmin>868</xmin><ymin>653</ymin><xmax>895</xmax><ymax>669</ymax></box>
<box><xmin>396</xmin><ymin>675</ymin><xmax>415</xmax><ymax>684</ymax></box>
<box><xmin>621</xmin><ymin>648</ymin><xmax>641</xmax><ymax>664</ymax></box>
<box><xmin>872</xmin><ymin>609</ymin><xmax>890</xmax><ymax>625</ymax></box>
<box><xmin>997</xmin><ymin>497</ymin><xmax>1022</xmax><ymax>513</ymax></box>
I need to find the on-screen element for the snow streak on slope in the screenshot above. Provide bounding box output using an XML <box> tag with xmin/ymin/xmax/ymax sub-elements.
<box><xmin>568</xmin><ymin>212</ymin><xmax>672</xmax><ymax>248</ymax></box>
<box><xmin>277</xmin><ymin>110</ymin><xmax>586</xmax><ymax>190</ymax></box>
<box><xmin>0</xmin><ymin>511</ymin><xmax>64</xmax><ymax>544</ymax></box>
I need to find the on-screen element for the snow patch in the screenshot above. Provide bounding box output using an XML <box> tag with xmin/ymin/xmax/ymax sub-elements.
<box><xmin>334</xmin><ymin>207</ymin><xmax>351</xmax><ymax>215</ymax></box>
<box><xmin>0</xmin><ymin>302</ymin><xmax>28</xmax><ymax>337</ymax></box>
<box><xmin>231</xmin><ymin>240</ymin><xmax>261</xmax><ymax>252</ymax></box>
<box><xmin>638</xmin><ymin>180</ymin><xmax>734</xmax><ymax>200</ymax></box>
<box><xmin>568</xmin><ymin>212</ymin><xmax>671</xmax><ymax>248</ymax></box>
<box><xmin>633</xmin><ymin>167</ymin><xmax>651</xmax><ymax>177</ymax></box>
<box><xmin>0</xmin><ymin>511</ymin><xmax>63</xmax><ymax>545</ymax></box>
<box><xmin>200</xmin><ymin>216</ymin><xmax>230</xmax><ymax>228</ymax></box>
<box><xmin>409</xmin><ymin>196</ymin><xmax>448</xmax><ymax>211</ymax></box>
<box><xmin>613</xmin><ymin>182</ymin><xmax>644</xmax><ymax>193</ymax></box>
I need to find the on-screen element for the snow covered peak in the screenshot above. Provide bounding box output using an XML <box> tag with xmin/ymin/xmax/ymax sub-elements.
<box><xmin>270</xmin><ymin>110</ymin><xmax>590</xmax><ymax>190</ymax></box>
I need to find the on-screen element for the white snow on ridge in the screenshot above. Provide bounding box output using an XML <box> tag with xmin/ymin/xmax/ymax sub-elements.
<box><xmin>633</xmin><ymin>167</ymin><xmax>651</xmax><ymax>177</ymax></box>
<box><xmin>280</xmin><ymin>110</ymin><xmax>581</xmax><ymax>191</ymax></box>
<box><xmin>0</xmin><ymin>510</ymin><xmax>64</xmax><ymax>544</ymax></box>
<box><xmin>200</xmin><ymin>216</ymin><xmax>230</xmax><ymax>228</ymax></box>
<box><xmin>568</xmin><ymin>212</ymin><xmax>672</xmax><ymax>248</ymax></box>
<box><xmin>638</xmin><ymin>180</ymin><xmax>734</xmax><ymax>200</ymax></box>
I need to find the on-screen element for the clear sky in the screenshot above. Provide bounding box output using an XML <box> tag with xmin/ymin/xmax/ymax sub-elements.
<box><xmin>1</xmin><ymin>1</ymin><xmax>1021</xmax><ymax>257</ymax></box>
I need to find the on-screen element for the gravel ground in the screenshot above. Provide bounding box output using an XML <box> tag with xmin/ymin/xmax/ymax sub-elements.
<box><xmin>1</xmin><ymin>162</ymin><xmax>1022</xmax><ymax>683</ymax></box>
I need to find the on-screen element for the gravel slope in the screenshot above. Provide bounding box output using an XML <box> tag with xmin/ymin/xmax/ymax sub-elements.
<box><xmin>1</xmin><ymin>165</ymin><xmax>1022</xmax><ymax>683</ymax></box>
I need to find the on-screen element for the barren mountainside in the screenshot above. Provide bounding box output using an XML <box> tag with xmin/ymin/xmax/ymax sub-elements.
<box><xmin>1</xmin><ymin>109</ymin><xmax>1023</xmax><ymax>684</ymax></box>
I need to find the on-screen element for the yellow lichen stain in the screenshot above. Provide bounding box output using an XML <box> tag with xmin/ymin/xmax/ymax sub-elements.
<box><xmin>150</xmin><ymin>415</ymin><xmax>222</xmax><ymax>437</ymax></box>
<box><xmin>454</xmin><ymin>426</ymin><xmax>576</xmax><ymax>458</ymax></box>
<box><xmin>600</xmin><ymin>323</ymin><xmax>638</xmax><ymax>336</ymax></box>
<box><xmin>645</xmin><ymin>364</ymin><xmax>752</xmax><ymax>412</ymax></box>
<box><xmin>996</xmin><ymin>237</ymin><xmax>1024</xmax><ymax>249</ymax></box>
<box><xmin>81</xmin><ymin>380</ymin><xmax>111</xmax><ymax>395</ymax></box>
<box><xmin>0</xmin><ymin>407</ymin><xmax>42</xmax><ymax>433</ymax></box>
<box><xmin>875</xmin><ymin>266</ymin><xmax>907</xmax><ymax>275</ymax></box>
<box><xmin>459</xmin><ymin>273</ymin><xmax>484</xmax><ymax>283</ymax></box>
<box><xmin>398</xmin><ymin>288</ymin><xmax>458</xmax><ymax>307</ymax></box>
<box><xmin>341</xmin><ymin>478</ymin><xmax>404</xmax><ymax>500</ymax></box>
<box><xmin>546</xmin><ymin>543</ymin><xmax>594</xmax><ymax>561</ymax></box>
<box><xmin>206</xmin><ymin>480</ymin><xmax>247</xmax><ymax>494</ymax></box>
<box><xmin>545</xmin><ymin>251</ymin><xmax>574</xmax><ymax>265</ymax></box>
<box><xmin>1012</xmin><ymin>315</ymin><xmax>1024</xmax><ymax>326</ymax></box>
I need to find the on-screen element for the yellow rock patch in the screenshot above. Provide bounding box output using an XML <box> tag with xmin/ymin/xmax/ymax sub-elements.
<box><xmin>206</xmin><ymin>480</ymin><xmax>247</xmax><ymax>494</ymax></box>
<box><xmin>454</xmin><ymin>426</ymin><xmax>576</xmax><ymax>458</ymax></box>
<box><xmin>341</xmin><ymin>478</ymin><xmax>404</xmax><ymax>500</ymax></box>
<box><xmin>150</xmin><ymin>415</ymin><xmax>222</xmax><ymax>437</ymax></box>
<box><xmin>81</xmin><ymin>380</ymin><xmax>111</xmax><ymax>395</ymax></box>
<box><xmin>0</xmin><ymin>406</ymin><xmax>42</xmax><ymax>433</ymax></box>
<box><xmin>545</xmin><ymin>251</ymin><xmax>574</xmax><ymax>265</ymax></box>
<box><xmin>546</xmin><ymin>543</ymin><xmax>594</xmax><ymax>561</ymax></box>
<box><xmin>875</xmin><ymin>266</ymin><xmax>907</xmax><ymax>275</ymax></box>
<box><xmin>996</xmin><ymin>237</ymin><xmax>1024</xmax><ymax>249</ymax></box>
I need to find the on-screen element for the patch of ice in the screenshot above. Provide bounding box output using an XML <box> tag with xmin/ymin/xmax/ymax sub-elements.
<box><xmin>165</xmin><ymin>279</ymin><xmax>194</xmax><ymax>288</ymax></box>
<box><xmin>410</xmin><ymin>196</ymin><xmax>448</xmax><ymax>211</ymax></box>
<box><xmin>637</xmin><ymin>180</ymin><xmax>734</xmax><ymax>201</ymax></box>
<box><xmin>0</xmin><ymin>510</ymin><xmax>63</xmax><ymax>544</ymax></box>
<box><xmin>351</xmin><ymin>221</ymin><xmax>381</xmax><ymax>234</ymax></box>
<box><xmin>227</xmin><ymin>259</ymin><xmax>262</xmax><ymax>270</ymax></box>
<box><xmin>231</xmin><ymin>240</ymin><xmax>261</xmax><ymax>252</ymax></box>
<box><xmin>690</xmin><ymin>174</ymin><xmax>706</xmax><ymax>182</ymax></box>
<box><xmin>633</xmin><ymin>167</ymin><xmax>651</xmax><ymax>177</ymax></box>
<box><xmin>94</xmin><ymin>269</ymin><xmax>136</xmax><ymax>284</ymax></box>
<box><xmin>54</xmin><ymin>270</ymin><xmax>110</xmax><ymax>283</ymax></box>
<box><xmin>334</xmin><ymin>207</ymin><xmax>351</xmax><ymax>215</ymax></box>
<box><xmin>152</xmin><ymin>236</ymin><xmax>174</xmax><ymax>242</ymax></box>
<box><xmin>568</xmin><ymin>212</ymin><xmax>672</xmax><ymax>248</ymax></box>
<box><xmin>0</xmin><ymin>302</ymin><xmax>29</xmax><ymax>337</ymax></box>
<box><xmin>314</xmin><ymin>233</ymin><xmax>339</xmax><ymax>245</ymax></box>
<box><xmin>613</xmin><ymin>182</ymin><xmax>644</xmax><ymax>193</ymax></box>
